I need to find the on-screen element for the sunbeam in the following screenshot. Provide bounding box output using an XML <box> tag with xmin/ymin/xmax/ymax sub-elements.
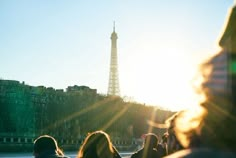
<box><xmin>101</xmin><ymin>103</ymin><xmax>131</xmax><ymax>131</ymax></box>
<box><xmin>42</xmin><ymin>97</ymin><xmax>114</xmax><ymax>132</ymax></box>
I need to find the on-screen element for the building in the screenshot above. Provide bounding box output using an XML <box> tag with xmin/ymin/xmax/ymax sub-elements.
<box><xmin>66</xmin><ymin>85</ymin><xmax>97</xmax><ymax>95</ymax></box>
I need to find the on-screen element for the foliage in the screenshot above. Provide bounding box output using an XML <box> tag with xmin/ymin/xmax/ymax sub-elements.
<box><xmin>0</xmin><ymin>80</ymin><xmax>174</xmax><ymax>141</ymax></box>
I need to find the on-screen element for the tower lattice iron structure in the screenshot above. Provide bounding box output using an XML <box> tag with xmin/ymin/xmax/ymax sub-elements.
<box><xmin>107</xmin><ymin>23</ymin><xmax>120</xmax><ymax>96</ymax></box>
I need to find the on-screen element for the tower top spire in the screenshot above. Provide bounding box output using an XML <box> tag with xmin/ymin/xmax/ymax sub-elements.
<box><xmin>111</xmin><ymin>21</ymin><xmax>118</xmax><ymax>40</ymax></box>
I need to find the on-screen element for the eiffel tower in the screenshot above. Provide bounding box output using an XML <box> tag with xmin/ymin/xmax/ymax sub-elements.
<box><xmin>107</xmin><ymin>22</ymin><xmax>120</xmax><ymax>96</ymax></box>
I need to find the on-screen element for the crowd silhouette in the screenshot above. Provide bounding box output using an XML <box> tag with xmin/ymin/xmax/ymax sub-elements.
<box><xmin>32</xmin><ymin>3</ymin><xmax>236</xmax><ymax>158</ymax></box>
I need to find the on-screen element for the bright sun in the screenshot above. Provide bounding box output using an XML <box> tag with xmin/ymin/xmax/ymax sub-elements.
<box><xmin>120</xmin><ymin>46</ymin><xmax>202</xmax><ymax>111</ymax></box>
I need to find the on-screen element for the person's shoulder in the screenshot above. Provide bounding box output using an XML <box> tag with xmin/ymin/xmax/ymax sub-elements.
<box><xmin>157</xmin><ymin>143</ymin><xmax>166</xmax><ymax>151</ymax></box>
<box><xmin>152</xmin><ymin>148</ymin><xmax>159</xmax><ymax>153</ymax></box>
<box><xmin>53</xmin><ymin>155</ymin><xmax>70</xmax><ymax>158</ymax></box>
<box><xmin>130</xmin><ymin>152</ymin><xmax>138</xmax><ymax>158</ymax></box>
<box><xmin>164</xmin><ymin>148</ymin><xmax>236</xmax><ymax>158</ymax></box>
<box><xmin>152</xmin><ymin>149</ymin><xmax>161</xmax><ymax>158</ymax></box>
<box><xmin>131</xmin><ymin>149</ymin><xmax>143</xmax><ymax>158</ymax></box>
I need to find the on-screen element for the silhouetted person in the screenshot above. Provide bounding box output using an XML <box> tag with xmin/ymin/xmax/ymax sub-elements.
<box><xmin>33</xmin><ymin>135</ymin><xmax>70</xmax><ymax>158</ymax></box>
<box><xmin>77</xmin><ymin>130</ymin><xmax>121</xmax><ymax>158</ymax></box>
<box><xmin>131</xmin><ymin>133</ymin><xmax>161</xmax><ymax>158</ymax></box>
<box><xmin>148</xmin><ymin>112</ymin><xmax>183</xmax><ymax>156</ymax></box>
<box><xmin>165</xmin><ymin>113</ymin><xmax>183</xmax><ymax>155</ymax></box>
<box><xmin>156</xmin><ymin>133</ymin><xmax>168</xmax><ymax>157</ymax></box>
<box><xmin>165</xmin><ymin>4</ymin><xmax>236</xmax><ymax>158</ymax></box>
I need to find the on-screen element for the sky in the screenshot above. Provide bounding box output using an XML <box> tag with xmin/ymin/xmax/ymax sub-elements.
<box><xmin>0</xmin><ymin>0</ymin><xmax>234</xmax><ymax>111</ymax></box>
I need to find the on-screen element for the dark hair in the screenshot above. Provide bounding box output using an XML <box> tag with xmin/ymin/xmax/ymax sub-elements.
<box><xmin>34</xmin><ymin>135</ymin><xmax>64</xmax><ymax>156</ymax></box>
<box><xmin>144</xmin><ymin>133</ymin><xmax>158</xmax><ymax>149</ymax></box>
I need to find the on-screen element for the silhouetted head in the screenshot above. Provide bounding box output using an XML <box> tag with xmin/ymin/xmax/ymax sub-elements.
<box><xmin>33</xmin><ymin>135</ymin><xmax>63</xmax><ymax>157</ymax></box>
<box><xmin>143</xmin><ymin>133</ymin><xmax>158</xmax><ymax>149</ymax></box>
<box><xmin>77</xmin><ymin>130</ymin><xmax>114</xmax><ymax>158</ymax></box>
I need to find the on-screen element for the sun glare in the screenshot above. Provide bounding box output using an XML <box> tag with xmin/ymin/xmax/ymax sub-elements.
<box><xmin>121</xmin><ymin>46</ymin><xmax>201</xmax><ymax>111</ymax></box>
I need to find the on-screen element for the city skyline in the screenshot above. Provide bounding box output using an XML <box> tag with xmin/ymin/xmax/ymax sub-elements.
<box><xmin>0</xmin><ymin>1</ymin><xmax>234</xmax><ymax>111</ymax></box>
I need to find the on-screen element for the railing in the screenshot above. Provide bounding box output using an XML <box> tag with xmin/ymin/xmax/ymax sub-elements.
<box><xmin>0</xmin><ymin>136</ymin><xmax>141</xmax><ymax>152</ymax></box>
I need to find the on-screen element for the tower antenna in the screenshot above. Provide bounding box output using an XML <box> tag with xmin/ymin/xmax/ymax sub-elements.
<box><xmin>113</xmin><ymin>21</ymin><xmax>115</xmax><ymax>32</ymax></box>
